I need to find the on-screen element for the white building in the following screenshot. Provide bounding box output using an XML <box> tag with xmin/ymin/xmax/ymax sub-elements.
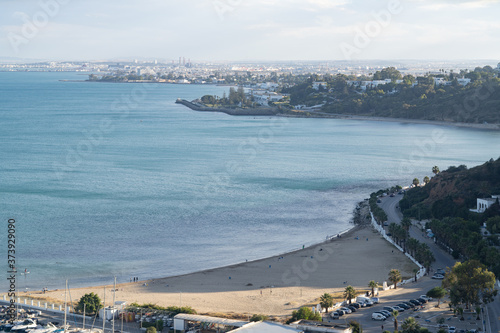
<box><xmin>260</xmin><ymin>82</ymin><xmax>280</xmax><ymax>91</ymax></box>
<box><xmin>252</xmin><ymin>91</ymin><xmax>286</xmax><ymax>106</ymax></box>
<box><xmin>456</xmin><ymin>78</ymin><xmax>471</xmax><ymax>86</ymax></box>
<box><xmin>470</xmin><ymin>195</ymin><xmax>499</xmax><ymax>213</ymax></box>
<box><xmin>229</xmin><ymin>321</ymin><xmax>303</xmax><ymax>332</ymax></box>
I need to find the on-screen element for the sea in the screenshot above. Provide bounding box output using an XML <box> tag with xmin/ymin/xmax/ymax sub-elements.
<box><xmin>1</xmin><ymin>71</ymin><xmax>499</xmax><ymax>292</ymax></box>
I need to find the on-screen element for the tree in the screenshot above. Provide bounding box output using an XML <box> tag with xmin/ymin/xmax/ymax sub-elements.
<box><xmin>401</xmin><ymin>317</ymin><xmax>420</xmax><ymax>333</ymax></box>
<box><xmin>368</xmin><ymin>280</ymin><xmax>378</xmax><ymax>297</ymax></box>
<box><xmin>442</xmin><ymin>260</ymin><xmax>497</xmax><ymax>310</ymax></box>
<box><xmin>76</xmin><ymin>292</ymin><xmax>102</xmax><ymax>315</ymax></box>
<box><xmin>413</xmin><ymin>178</ymin><xmax>420</xmax><ymax>186</ymax></box>
<box><xmin>146</xmin><ymin>327</ymin><xmax>156</xmax><ymax>333</ymax></box>
<box><xmin>432</xmin><ymin>166</ymin><xmax>440</xmax><ymax>175</ymax></box>
<box><xmin>288</xmin><ymin>307</ymin><xmax>321</xmax><ymax>323</ymax></box>
<box><xmin>319</xmin><ymin>293</ymin><xmax>333</xmax><ymax>313</ymax></box>
<box><xmin>423</xmin><ymin>176</ymin><xmax>430</xmax><ymax>184</ymax></box>
<box><xmin>349</xmin><ymin>320</ymin><xmax>363</xmax><ymax>333</ymax></box>
<box><xmin>250</xmin><ymin>314</ymin><xmax>268</xmax><ymax>322</ymax></box>
<box><xmin>427</xmin><ymin>286</ymin><xmax>447</xmax><ymax>307</ymax></box>
<box><xmin>401</xmin><ymin>217</ymin><xmax>412</xmax><ymax>232</ymax></box>
<box><xmin>392</xmin><ymin>310</ymin><xmax>399</xmax><ymax>331</ymax></box>
<box><xmin>344</xmin><ymin>285</ymin><xmax>357</xmax><ymax>304</ymax></box>
<box><xmin>388</xmin><ymin>269</ymin><xmax>402</xmax><ymax>289</ymax></box>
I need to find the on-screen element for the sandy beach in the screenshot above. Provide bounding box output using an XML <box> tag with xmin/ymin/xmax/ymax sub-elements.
<box><xmin>26</xmin><ymin>207</ymin><xmax>419</xmax><ymax>317</ymax></box>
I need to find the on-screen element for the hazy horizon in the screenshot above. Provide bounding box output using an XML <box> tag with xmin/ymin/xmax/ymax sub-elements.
<box><xmin>1</xmin><ymin>0</ymin><xmax>499</xmax><ymax>62</ymax></box>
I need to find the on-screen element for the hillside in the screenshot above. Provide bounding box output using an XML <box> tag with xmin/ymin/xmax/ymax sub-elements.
<box><xmin>400</xmin><ymin>158</ymin><xmax>500</xmax><ymax>220</ymax></box>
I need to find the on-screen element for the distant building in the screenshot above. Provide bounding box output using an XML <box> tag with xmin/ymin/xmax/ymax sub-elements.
<box><xmin>456</xmin><ymin>78</ymin><xmax>471</xmax><ymax>86</ymax></box>
<box><xmin>470</xmin><ymin>195</ymin><xmax>499</xmax><ymax>213</ymax></box>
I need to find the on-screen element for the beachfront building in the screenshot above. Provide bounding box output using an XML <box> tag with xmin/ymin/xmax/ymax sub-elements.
<box><xmin>470</xmin><ymin>195</ymin><xmax>500</xmax><ymax>213</ymax></box>
<box><xmin>229</xmin><ymin>321</ymin><xmax>303</xmax><ymax>332</ymax></box>
<box><xmin>289</xmin><ymin>320</ymin><xmax>352</xmax><ymax>333</ymax></box>
<box><xmin>173</xmin><ymin>314</ymin><xmax>248</xmax><ymax>332</ymax></box>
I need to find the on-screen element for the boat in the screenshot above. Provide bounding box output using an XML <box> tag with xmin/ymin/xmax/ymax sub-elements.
<box><xmin>10</xmin><ymin>319</ymin><xmax>37</xmax><ymax>332</ymax></box>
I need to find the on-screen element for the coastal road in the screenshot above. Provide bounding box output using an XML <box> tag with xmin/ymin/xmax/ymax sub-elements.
<box><xmin>376</xmin><ymin>194</ymin><xmax>499</xmax><ymax>333</ymax></box>
<box><xmin>377</xmin><ymin>194</ymin><xmax>456</xmax><ymax>271</ymax></box>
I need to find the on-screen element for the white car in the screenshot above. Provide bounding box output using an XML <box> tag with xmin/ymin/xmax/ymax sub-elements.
<box><xmin>340</xmin><ymin>307</ymin><xmax>352</xmax><ymax>314</ymax></box>
<box><xmin>432</xmin><ymin>274</ymin><xmax>445</xmax><ymax>279</ymax></box>
<box><xmin>420</xmin><ymin>295</ymin><xmax>432</xmax><ymax>301</ymax></box>
<box><xmin>448</xmin><ymin>327</ymin><xmax>456</xmax><ymax>333</ymax></box>
<box><xmin>372</xmin><ymin>312</ymin><xmax>386</xmax><ymax>321</ymax></box>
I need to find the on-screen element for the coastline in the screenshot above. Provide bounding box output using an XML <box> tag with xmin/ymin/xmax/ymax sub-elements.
<box><xmin>176</xmin><ymin>98</ymin><xmax>500</xmax><ymax>131</ymax></box>
<box><xmin>15</xmin><ymin>200</ymin><xmax>420</xmax><ymax>316</ymax></box>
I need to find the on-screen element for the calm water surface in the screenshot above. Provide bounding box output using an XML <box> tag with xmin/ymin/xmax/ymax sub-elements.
<box><xmin>0</xmin><ymin>72</ymin><xmax>499</xmax><ymax>290</ymax></box>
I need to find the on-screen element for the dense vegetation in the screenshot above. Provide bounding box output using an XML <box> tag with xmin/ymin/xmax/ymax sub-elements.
<box><xmin>127</xmin><ymin>303</ymin><xmax>197</xmax><ymax>315</ymax></box>
<box><xmin>400</xmin><ymin>158</ymin><xmax>500</xmax><ymax>276</ymax></box>
<box><xmin>282</xmin><ymin>66</ymin><xmax>500</xmax><ymax>124</ymax></box>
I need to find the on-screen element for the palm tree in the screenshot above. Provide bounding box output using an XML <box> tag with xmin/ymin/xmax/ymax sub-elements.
<box><xmin>413</xmin><ymin>178</ymin><xmax>420</xmax><ymax>186</ymax></box>
<box><xmin>432</xmin><ymin>166</ymin><xmax>440</xmax><ymax>175</ymax></box>
<box><xmin>388</xmin><ymin>269</ymin><xmax>402</xmax><ymax>289</ymax></box>
<box><xmin>343</xmin><ymin>285</ymin><xmax>357</xmax><ymax>304</ymax></box>
<box><xmin>319</xmin><ymin>293</ymin><xmax>333</xmax><ymax>313</ymax></box>
<box><xmin>392</xmin><ymin>310</ymin><xmax>399</xmax><ymax>331</ymax></box>
<box><xmin>368</xmin><ymin>280</ymin><xmax>378</xmax><ymax>297</ymax></box>
<box><xmin>402</xmin><ymin>317</ymin><xmax>420</xmax><ymax>333</ymax></box>
<box><xmin>423</xmin><ymin>176</ymin><xmax>430</xmax><ymax>184</ymax></box>
<box><xmin>401</xmin><ymin>217</ymin><xmax>412</xmax><ymax>232</ymax></box>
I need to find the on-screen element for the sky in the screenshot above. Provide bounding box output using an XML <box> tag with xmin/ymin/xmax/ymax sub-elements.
<box><xmin>0</xmin><ymin>0</ymin><xmax>499</xmax><ymax>62</ymax></box>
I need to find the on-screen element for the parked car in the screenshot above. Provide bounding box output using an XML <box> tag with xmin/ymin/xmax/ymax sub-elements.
<box><xmin>417</xmin><ymin>298</ymin><xmax>427</xmax><ymax>304</ymax></box>
<box><xmin>340</xmin><ymin>307</ymin><xmax>352</xmax><ymax>314</ymax></box>
<box><xmin>432</xmin><ymin>274</ymin><xmax>445</xmax><ymax>279</ymax></box>
<box><xmin>383</xmin><ymin>306</ymin><xmax>396</xmax><ymax>313</ymax></box>
<box><xmin>420</xmin><ymin>295</ymin><xmax>432</xmax><ymax>301</ymax></box>
<box><xmin>390</xmin><ymin>193</ymin><xmax>395</xmax><ymax>197</ymax></box>
<box><xmin>409</xmin><ymin>299</ymin><xmax>421</xmax><ymax>306</ymax></box>
<box><xmin>372</xmin><ymin>313</ymin><xmax>387</xmax><ymax>321</ymax></box>
<box><xmin>392</xmin><ymin>305</ymin><xmax>405</xmax><ymax>312</ymax></box>
<box><xmin>397</xmin><ymin>303</ymin><xmax>410</xmax><ymax>310</ymax></box>
<box><xmin>448</xmin><ymin>327</ymin><xmax>456</xmax><ymax>333</ymax></box>
<box><xmin>403</xmin><ymin>301</ymin><xmax>415</xmax><ymax>308</ymax></box>
<box><xmin>436</xmin><ymin>268</ymin><xmax>446</xmax><ymax>275</ymax></box>
<box><xmin>348</xmin><ymin>306</ymin><xmax>357</xmax><ymax>312</ymax></box>
<box><xmin>330</xmin><ymin>312</ymin><xmax>340</xmax><ymax>319</ymax></box>
<box><xmin>379</xmin><ymin>310</ymin><xmax>392</xmax><ymax>317</ymax></box>
<box><xmin>337</xmin><ymin>310</ymin><xmax>346</xmax><ymax>316</ymax></box>
<box><xmin>350</xmin><ymin>303</ymin><xmax>361</xmax><ymax>309</ymax></box>
<box><xmin>371</xmin><ymin>297</ymin><xmax>380</xmax><ymax>304</ymax></box>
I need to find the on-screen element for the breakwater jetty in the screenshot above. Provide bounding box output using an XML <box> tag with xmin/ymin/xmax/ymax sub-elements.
<box><xmin>175</xmin><ymin>99</ymin><xmax>279</xmax><ymax>116</ymax></box>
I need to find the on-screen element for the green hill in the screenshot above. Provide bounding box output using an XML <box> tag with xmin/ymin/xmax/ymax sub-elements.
<box><xmin>400</xmin><ymin>158</ymin><xmax>500</xmax><ymax>220</ymax></box>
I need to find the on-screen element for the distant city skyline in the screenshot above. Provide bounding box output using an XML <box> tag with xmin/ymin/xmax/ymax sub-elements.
<box><xmin>1</xmin><ymin>0</ymin><xmax>499</xmax><ymax>62</ymax></box>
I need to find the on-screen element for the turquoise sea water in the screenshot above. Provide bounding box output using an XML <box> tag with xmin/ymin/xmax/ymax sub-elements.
<box><xmin>1</xmin><ymin>72</ymin><xmax>499</xmax><ymax>291</ymax></box>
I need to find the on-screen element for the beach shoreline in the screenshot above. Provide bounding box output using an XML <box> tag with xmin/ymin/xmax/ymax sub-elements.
<box><xmin>12</xmin><ymin>200</ymin><xmax>420</xmax><ymax>316</ymax></box>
